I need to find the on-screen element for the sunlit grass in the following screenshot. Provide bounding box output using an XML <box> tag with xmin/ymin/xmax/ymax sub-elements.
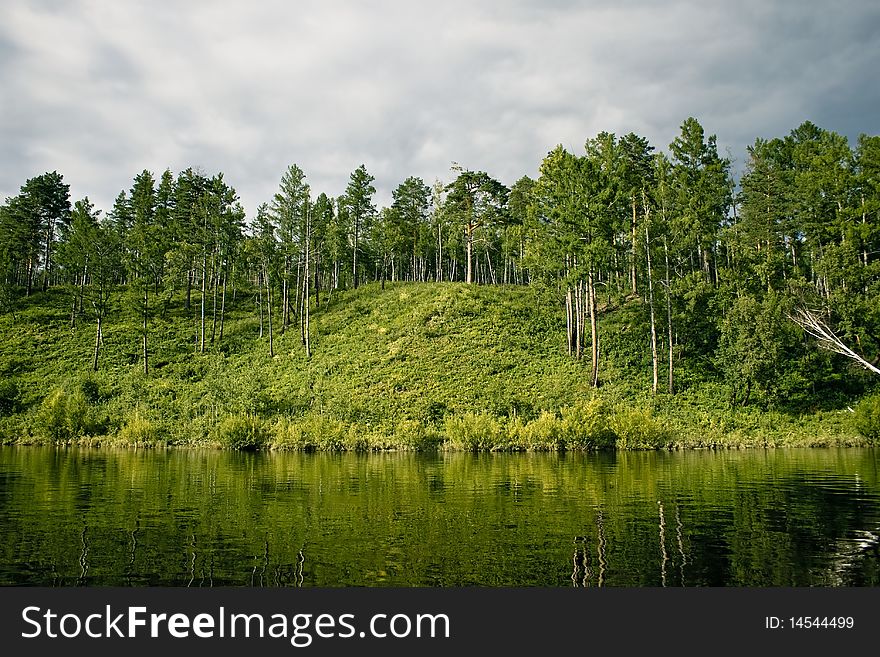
<box><xmin>0</xmin><ymin>282</ymin><xmax>868</xmax><ymax>450</ymax></box>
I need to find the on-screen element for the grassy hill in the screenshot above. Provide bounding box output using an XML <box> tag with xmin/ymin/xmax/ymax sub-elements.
<box><xmin>0</xmin><ymin>281</ymin><xmax>868</xmax><ymax>450</ymax></box>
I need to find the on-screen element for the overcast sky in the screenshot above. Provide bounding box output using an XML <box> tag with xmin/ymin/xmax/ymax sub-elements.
<box><xmin>2</xmin><ymin>0</ymin><xmax>879</xmax><ymax>217</ymax></box>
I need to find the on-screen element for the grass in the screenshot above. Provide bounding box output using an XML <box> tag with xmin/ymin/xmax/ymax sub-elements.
<box><xmin>0</xmin><ymin>281</ymin><xmax>871</xmax><ymax>450</ymax></box>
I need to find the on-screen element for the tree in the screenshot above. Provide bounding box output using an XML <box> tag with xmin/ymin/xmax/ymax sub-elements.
<box><xmin>653</xmin><ymin>153</ymin><xmax>677</xmax><ymax>393</ymax></box>
<box><xmin>445</xmin><ymin>166</ymin><xmax>508</xmax><ymax>284</ymax></box>
<box><xmin>2</xmin><ymin>172</ymin><xmax>70</xmax><ymax>295</ymax></box>
<box><xmin>735</xmin><ymin>138</ymin><xmax>791</xmax><ymax>292</ymax></box>
<box><xmin>311</xmin><ymin>192</ymin><xmax>334</xmax><ymax>304</ymax></box>
<box><xmin>128</xmin><ymin>170</ymin><xmax>159</xmax><ymax>373</ymax></box>
<box><xmin>391</xmin><ymin>176</ymin><xmax>431</xmax><ymax>282</ymax></box>
<box><xmin>669</xmin><ymin>118</ymin><xmax>731</xmax><ymax>284</ymax></box>
<box><xmin>0</xmin><ymin>194</ymin><xmax>39</xmax><ymax>305</ymax></box>
<box><xmin>718</xmin><ymin>293</ymin><xmax>801</xmax><ymax>406</ymax></box>
<box><xmin>20</xmin><ymin>171</ymin><xmax>71</xmax><ymax>291</ymax></box>
<box><xmin>790</xmin><ymin>307</ymin><xmax>880</xmax><ymax>375</ymax></box>
<box><xmin>341</xmin><ymin>165</ymin><xmax>376</xmax><ymax>289</ymax></box>
<box><xmin>271</xmin><ymin>164</ymin><xmax>310</xmax><ymax>331</ymax></box>
<box><xmin>56</xmin><ymin>198</ymin><xmax>101</xmax><ymax>327</ymax></box>
<box><xmin>506</xmin><ymin>176</ymin><xmax>536</xmax><ymax>285</ymax></box>
<box><xmin>252</xmin><ymin>203</ymin><xmax>278</xmax><ymax>357</ymax></box>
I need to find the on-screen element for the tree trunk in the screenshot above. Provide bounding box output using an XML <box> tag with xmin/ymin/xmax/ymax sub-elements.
<box><xmin>588</xmin><ymin>268</ymin><xmax>599</xmax><ymax>388</ymax></box>
<box><xmin>353</xmin><ymin>217</ymin><xmax>360</xmax><ymax>289</ymax></box>
<box><xmin>43</xmin><ymin>225</ymin><xmax>53</xmax><ymax>292</ymax></box>
<box><xmin>92</xmin><ymin>315</ymin><xmax>102</xmax><ymax>371</ymax></box>
<box><xmin>185</xmin><ymin>267</ymin><xmax>192</xmax><ymax>311</ymax></box>
<box><xmin>142</xmin><ymin>284</ymin><xmax>149</xmax><ymax>376</ymax></box>
<box><xmin>70</xmin><ymin>290</ymin><xmax>78</xmax><ymax>329</ymax></box>
<box><xmin>466</xmin><ymin>223</ymin><xmax>474</xmax><ymax>284</ymax></box>
<box><xmin>304</xmin><ymin>214</ymin><xmax>311</xmax><ymax>359</ymax></box>
<box><xmin>258</xmin><ymin>272</ymin><xmax>264</xmax><ymax>338</ymax></box>
<box><xmin>210</xmin><ymin>259</ymin><xmax>218</xmax><ymax>344</ymax></box>
<box><xmin>78</xmin><ymin>263</ymin><xmax>87</xmax><ymax>313</ymax></box>
<box><xmin>574</xmin><ymin>277</ymin><xmax>583</xmax><ymax>360</ymax></box>
<box><xmin>200</xmin><ymin>250</ymin><xmax>206</xmax><ymax>353</ymax></box>
<box><xmin>314</xmin><ymin>252</ymin><xmax>320</xmax><ymax>307</ymax></box>
<box><xmin>664</xmin><ymin>237</ymin><xmax>674</xmax><ymax>394</ymax></box>
<box><xmin>266</xmin><ymin>266</ymin><xmax>274</xmax><ymax>358</ymax></box>
<box><xmin>565</xmin><ymin>285</ymin><xmax>573</xmax><ymax>357</ymax></box>
<box><xmin>437</xmin><ymin>222</ymin><xmax>443</xmax><ymax>282</ymax></box>
<box><xmin>282</xmin><ymin>262</ymin><xmax>290</xmax><ymax>333</ymax></box>
<box><xmin>646</xmin><ymin>223</ymin><xmax>658</xmax><ymax>394</ymax></box>
<box><xmin>631</xmin><ymin>196</ymin><xmax>638</xmax><ymax>295</ymax></box>
<box><xmin>218</xmin><ymin>273</ymin><xmax>227</xmax><ymax>343</ymax></box>
<box><xmin>485</xmin><ymin>248</ymin><xmax>496</xmax><ymax>285</ymax></box>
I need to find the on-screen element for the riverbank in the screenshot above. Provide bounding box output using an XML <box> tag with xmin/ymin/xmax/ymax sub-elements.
<box><xmin>0</xmin><ymin>282</ymin><xmax>873</xmax><ymax>451</ymax></box>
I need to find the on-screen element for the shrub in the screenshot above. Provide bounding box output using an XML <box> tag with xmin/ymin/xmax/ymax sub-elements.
<box><xmin>214</xmin><ymin>414</ymin><xmax>269</xmax><ymax>451</ymax></box>
<box><xmin>118</xmin><ymin>413</ymin><xmax>159</xmax><ymax>445</ymax></box>
<box><xmin>79</xmin><ymin>379</ymin><xmax>101</xmax><ymax>404</ymax></box>
<box><xmin>853</xmin><ymin>394</ymin><xmax>880</xmax><ymax>443</ymax></box>
<box><xmin>0</xmin><ymin>380</ymin><xmax>19</xmax><ymax>415</ymax></box>
<box><xmin>560</xmin><ymin>399</ymin><xmax>617</xmax><ymax>449</ymax></box>
<box><xmin>612</xmin><ymin>407</ymin><xmax>669</xmax><ymax>449</ymax></box>
<box><xmin>522</xmin><ymin>410</ymin><xmax>565</xmax><ymax>450</ymax></box>
<box><xmin>444</xmin><ymin>412</ymin><xmax>502</xmax><ymax>451</ymax></box>
<box><xmin>271</xmin><ymin>414</ymin><xmax>352</xmax><ymax>451</ymax></box>
<box><xmin>36</xmin><ymin>388</ymin><xmax>106</xmax><ymax>441</ymax></box>
<box><xmin>394</xmin><ymin>419</ymin><xmax>441</xmax><ymax>450</ymax></box>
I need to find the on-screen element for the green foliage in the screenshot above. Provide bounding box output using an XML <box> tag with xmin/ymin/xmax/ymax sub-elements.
<box><xmin>611</xmin><ymin>407</ymin><xmax>669</xmax><ymax>449</ymax></box>
<box><xmin>393</xmin><ymin>419</ymin><xmax>441</xmax><ymax>451</ymax></box>
<box><xmin>36</xmin><ymin>387</ymin><xmax>107</xmax><ymax>441</ymax></box>
<box><xmin>0</xmin><ymin>380</ymin><xmax>20</xmax><ymax>415</ymax></box>
<box><xmin>213</xmin><ymin>414</ymin><xmax>269</xmax><ymax>451</ymax></box>
<box><xmin>271</xmin><ymin>414</ymin><xmax>358</xmax><ymax>451</ymax></box>
<box><xmin>0</xmin><ymin>277</ymin><xmax>871</xmax><ymax>451</ymax></box>
<box><xmin>444</xmin><ymin>412</ymin><xmax>503</xmax><ymax>451</ymax></box>
<box><xmin>853</xmin><ymin>394</ymin><xmax>880</xmax><ymax>443</ymax></box>
<box><xmin>717</xmin><ymin>292</ymin><xmax>802</xmax><ymax>407</ymax></box>
<box><xmin>560</xmin><ymin>399</ymin><xmax>618</xmax><ymax>449</ymax></box>
<box><xmin>118</xmin><ymin>412</ymin><xmax>159</xmax><ymax>446</ymax></box>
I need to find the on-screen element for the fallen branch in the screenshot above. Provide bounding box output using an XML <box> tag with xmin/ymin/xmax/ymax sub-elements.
<box><xmin>790</xmin><ymin>308</ymin><xmax>880</xmax><ymax>375</ymax></box>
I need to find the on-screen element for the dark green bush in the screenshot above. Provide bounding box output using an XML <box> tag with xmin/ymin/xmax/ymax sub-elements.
<box><xmin>853</xmin><ymin>394</ymin><xmax>880</xmax><ymax>443</ymax></box>
<box><xmin>79</xmin><ymin>379</ymin><xmax>101</xmax><ymax>404</ymax></box>
<box><xmin>0</xmin><ymin>380</ymin><xmax>19</xmax><ymax>415</ymax></box>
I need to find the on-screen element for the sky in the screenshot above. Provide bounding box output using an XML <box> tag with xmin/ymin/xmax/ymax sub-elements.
<box><xmin>2</xmin><ymin>0</ymin><xmax>879</xmax><ymax>218</ymax></box>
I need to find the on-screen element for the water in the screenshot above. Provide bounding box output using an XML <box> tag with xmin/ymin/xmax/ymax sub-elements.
<box><xmin>0</xmin><ymin>446</ymin><xmax>877</xmax><ymax>586</ymax></box>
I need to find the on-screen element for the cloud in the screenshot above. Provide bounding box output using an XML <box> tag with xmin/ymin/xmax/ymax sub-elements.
<box><xmin>1</xmin><ymin>0</ymin><xmax>878</xmax><ymax>215</ymax></box>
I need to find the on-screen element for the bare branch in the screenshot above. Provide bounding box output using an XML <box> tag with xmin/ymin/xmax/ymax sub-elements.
<box><xmin>790</xmin><ymin>308</ymin><xmax>880</xmax><ymax>375</ymax></box>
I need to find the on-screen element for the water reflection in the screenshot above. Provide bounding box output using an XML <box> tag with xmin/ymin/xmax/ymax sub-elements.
<box><xmin>0</xmin><ymin>447</ymin><xmax>877</xmax><ymax>586</ymax></box>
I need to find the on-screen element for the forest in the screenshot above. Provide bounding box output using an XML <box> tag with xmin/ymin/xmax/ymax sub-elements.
<box><xmin>0</xmin><ymin>117</ymin><xmax>879</xmax><ymax>450</ymax></box>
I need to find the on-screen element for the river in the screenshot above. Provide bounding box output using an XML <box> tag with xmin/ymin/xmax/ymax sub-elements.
<box><xmin>0</xmin><ymin>446</ymin><xmax>877</xmax><ymax>586</ymax></box>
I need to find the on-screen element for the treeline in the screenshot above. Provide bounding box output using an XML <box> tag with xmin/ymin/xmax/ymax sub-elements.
<box><xmin>1</xmin><ymin>117</ymin><xmax>879</xmax><ymax>408</ymax></box>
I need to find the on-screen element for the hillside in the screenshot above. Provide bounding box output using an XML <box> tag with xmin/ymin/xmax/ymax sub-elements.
<box><xmin>0</xmin><ymin>282</ymin><xmax>869</xmax><ymax>450</ymax></box>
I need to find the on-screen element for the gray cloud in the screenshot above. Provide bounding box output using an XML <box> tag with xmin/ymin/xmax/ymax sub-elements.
<box><xmin>1</xmin><ymin>0</ymin><xmax>879</xmax><ymax>214</ymax></box>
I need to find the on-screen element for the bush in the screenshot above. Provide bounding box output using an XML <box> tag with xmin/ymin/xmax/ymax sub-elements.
<box><xmin>612</xmin><ymin>407</ymin><xmax>669</xmax><ymax>449</ymax></box>
<box><xmin>79</xmin><ymin>379</ymin><xmax>101</xmax><ymax>404</ymax></box>
<box><xmin>36</xmin><ymin>388</ymin><xmax>107</xmax><ymax>441</ymax></box>
<box><xmin>854</xmin><ymin>394</ymin><xmax>880</xmax><ymax>443</ymax></box>
<box><xmin>271</xmin><ymin>414</ymin><xmax>352</xmax><ymax>451</ymax></box>
<box><xmin>214</xmin><ymin>414</ymin><xmax>269</xmax><ymax>451</ymax></box>
<box><xmin>521</xmin><ymin>410</ymin><xmax>564</xmax><ymax>450</ymax></box>
<box><xmin>0</xmin><ymin>380</ymin><xmax>19</xmax><ymax>415</ymax></box>
<box><xmin>394</xmin><ymin>419</ymin><xmax>441</xmax><ymax>450</ymax></box>
<box><xmin>560</xmin><ymin>399</ymin><xmax>617</xmax><ymax>449</ymax></box>
<box><xmin>118</xmin><ymin>413</ymin><xmax>159</xmax><ymax>445</ymax></box>
<box><xmin>444</xmin><ymin>412</ymin><xmax>502</xmax><ymax>451</ymax></box>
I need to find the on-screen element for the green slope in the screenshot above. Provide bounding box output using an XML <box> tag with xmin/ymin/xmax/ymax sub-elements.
<box><xmin>0</xmin><ymin>282</ymin><xmax>866</xmax><ymax>450</ymax></box>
